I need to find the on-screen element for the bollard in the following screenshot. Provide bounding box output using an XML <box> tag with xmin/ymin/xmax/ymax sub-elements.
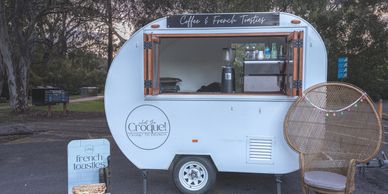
<box><xmin>275</xmin><ymin>174</ymin><xmax>282</xmax><ymax>194</ymax></box>
<box><xmin>48</xmin><ymin>104</ymin><xmax>52</xmax><ymax>117</ymax></box>
<box><xmin>63</xmin><ymin>102</ymin><xmax>68</xmax><ymax>113</ymax></box>
<box><xmin>141</xmin><ymin>170</ymin><xmax>148</xmax><ymax>194</ymax></box>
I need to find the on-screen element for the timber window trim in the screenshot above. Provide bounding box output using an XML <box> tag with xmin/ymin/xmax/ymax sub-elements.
<box><xmin>143</xmin><ymin>32</ymin><xmax>304</xmax><ymax>96</ymax></box>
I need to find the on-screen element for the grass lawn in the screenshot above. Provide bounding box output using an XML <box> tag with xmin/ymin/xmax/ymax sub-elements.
<box><xmin>0</xmin><ymin>94</ymin><xmax>104</xmax><ymax>114</ymax></box>
<box><xmin>0</xmin><ymin>103</ymin><xmax>8</xmax><ymax>108</ymax></box>
<box><xmin>0</xmin><ymin>99</ymin><xmax>104</xmax><ymax>113</ymax></box>
<box><xmin>69</xmin><ymin>95</ymin><xmax>81</xmax><ymax>100</ymax></box>
<box><xmin>0</xmin><ymin>99</ymin><xmax>104</xmax><ymax>123</ymax></box>
<box><xmin>32</xmin><ymin>99</ymin><xmax>104</xmax><ymax>112</ymax></box>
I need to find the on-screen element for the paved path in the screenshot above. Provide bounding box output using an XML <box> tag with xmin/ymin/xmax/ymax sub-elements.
<box><xmin>69</xmin><ymin>95</ymin><xmax>104</xmax><ymax>103</ymax></box>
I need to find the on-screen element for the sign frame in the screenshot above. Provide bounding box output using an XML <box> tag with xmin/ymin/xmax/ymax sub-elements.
<box><xmin>167</xmin><ymin>13</ymin><xmax>280</xmax><ymax>28</ymax></box>
<box><xmin>68</xmin><ymin>138</ymin><xmax>110</xmax><ymax>194</ymax></box>
<box><xmin>337</xmin><ymin>56</ymin><xmax>348</xmax><ymax>80</ymax></box>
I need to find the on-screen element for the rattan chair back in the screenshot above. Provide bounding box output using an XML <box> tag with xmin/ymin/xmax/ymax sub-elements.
<box><xmin>284</xmin><ymin>82</ymin><xmax>382</xmax><ymax>176</ymax></box>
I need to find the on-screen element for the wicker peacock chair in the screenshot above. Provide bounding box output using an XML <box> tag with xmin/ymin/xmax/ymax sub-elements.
<box><xmin>284</xmin><ymin>82</ymin><xmax>383</xmax><ymax>194</ymax></box>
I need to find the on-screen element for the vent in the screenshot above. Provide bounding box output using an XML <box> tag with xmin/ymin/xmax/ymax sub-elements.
<box><xmin>247</xmin><ymin>137</ymin><xmax>273</xmax><ymax>163</ymax></box>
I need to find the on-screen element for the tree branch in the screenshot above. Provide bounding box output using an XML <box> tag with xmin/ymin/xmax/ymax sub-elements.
<box><xmin>112</xmin><ymin>27</ymin><xmax>127</xmax><ymax>44</ymax></box>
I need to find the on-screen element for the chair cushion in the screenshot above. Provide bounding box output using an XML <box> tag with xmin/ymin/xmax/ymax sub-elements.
<box><xmin>304</xmin><ymin>171</ymin><xmax>346</xmax><ymax>191</ymax></box>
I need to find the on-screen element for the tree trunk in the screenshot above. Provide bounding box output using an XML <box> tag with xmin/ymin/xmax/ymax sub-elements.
<box><xmin>59</xmin><ymin>3</ymin><xmax>68</xmax><ymax>55</ymax></box>
<box><xmin>0</xmin><ymin>54</ymin><xmax>4</xmax><ymax>98</ymax></box>
<box><xmin>0</xmin><ymin>76</ymin><xmax>3</xmax><ymax>99</ymax></box>
<box><xmin>0</xmin><ymin>1</ymin><xmax>29</xmax><ymax>112</ymax></box>
<box><xmin>107</xmin><ymin>0</ymin><xmax>113</xmax><ymax>69</ymax></box>
<box><xmin>0</xmin><ymin>1</ymin><xmax>18</xmax><ymax>110</ymax></box>
<box><xmin>17</xmin><ymin>54</ymin><xmax>29</xmax><ymax>111</ymax></box>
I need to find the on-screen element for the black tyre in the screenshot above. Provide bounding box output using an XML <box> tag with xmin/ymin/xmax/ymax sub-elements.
<box><xmin>172</xmin><ymin>156</ymin><xmax>216</xmax><ymax>194</ymax></box>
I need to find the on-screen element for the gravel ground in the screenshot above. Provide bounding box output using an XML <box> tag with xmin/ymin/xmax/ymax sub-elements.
<box><xmin>0</xmin><ymin>114</ymin><xmax>387</xmax><ymax>194</ymax></box>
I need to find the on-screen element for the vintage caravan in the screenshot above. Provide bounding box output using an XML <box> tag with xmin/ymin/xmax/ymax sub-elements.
<box><xmin>105</xmin><ymin>12</ymin><xmax>327</xmax><ymax>193</ymax></box>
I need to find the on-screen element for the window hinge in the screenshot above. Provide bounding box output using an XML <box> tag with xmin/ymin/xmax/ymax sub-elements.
<box><xmin>144</xmin><ymin>41</ymin><xmax>159</xmax><ymax>49</ymax></box>
<box><xmin>291</xmin><ymin>39</ymin><xmax>303</xmax><ymax>48</ymax></box>
<box><xmin>293</xmin><ymin>80</ymin><xmax>302</xmax><ymax>89</ymax></box>
<box><xmin>144</xmin><ymin>80</ymin><xmax>152</xmax><ymax>88</ymax></box>
<box><xmin>144</xmin><ymin>41</ymin><xmax>152</xmax><ymax>49</ymax></box>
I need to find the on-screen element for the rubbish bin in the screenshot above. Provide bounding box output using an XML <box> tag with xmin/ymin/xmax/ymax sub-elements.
<box><xmin>80</xmin><ymin>87</ymin><xmax>98</xmax><ymax>97</ymax></box>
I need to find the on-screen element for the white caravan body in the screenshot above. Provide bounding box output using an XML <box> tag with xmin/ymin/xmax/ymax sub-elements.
<box><xmin>105</xmin><ymin>12</ymin><xmax>327</xmax><ymax>175</ymax></box>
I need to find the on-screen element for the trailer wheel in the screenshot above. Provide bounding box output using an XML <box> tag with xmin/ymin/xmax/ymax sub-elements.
<box><xmin>173</xmin><ymin>156</ymin><xmax>216</xmax><ymax>194</ymax></box>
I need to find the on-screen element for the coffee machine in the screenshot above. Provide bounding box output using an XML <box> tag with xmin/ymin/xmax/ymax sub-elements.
<box><xmin>221</xmin><ymin>48</ymin><xmax>236</xmax><ymax>93</ymax></box>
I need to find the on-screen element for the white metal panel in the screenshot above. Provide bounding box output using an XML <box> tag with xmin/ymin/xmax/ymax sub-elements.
<box><xmin>105</xmin><ymin>12</ymin><xmax>325</xmax><ymax>174</ymax></box>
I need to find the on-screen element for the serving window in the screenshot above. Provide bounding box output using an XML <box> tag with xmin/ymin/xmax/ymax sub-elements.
<box><xmin>144</xmin><ymin>32</ymin><xmax>303</xmax><ymax>96</ymax></box>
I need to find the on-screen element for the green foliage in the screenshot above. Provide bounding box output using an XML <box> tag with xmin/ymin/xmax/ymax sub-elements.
<box><xmin>297</xmin><ymin>0</ymin><xmax>388</xmax><ymax>99</ymax></box>
<box><xmin>3</xmin><ymin>0</ymin><xmax>385</xmax><ymax>102</ymax></box>
<box><xmin>30</xmin><ymin>49</ymin><xmax>106</xmax><ymax>94</ymax></box>
<box><xmin>187</xmin><ymin>0</ymin><xmax>388</xmax><ymax>100</ymax></box>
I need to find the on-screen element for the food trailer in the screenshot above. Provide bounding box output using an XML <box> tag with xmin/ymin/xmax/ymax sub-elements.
<box><xmin>105</xmin><ymin>12</ymin><xmax>327</xmax><ymax>193</ymax></box>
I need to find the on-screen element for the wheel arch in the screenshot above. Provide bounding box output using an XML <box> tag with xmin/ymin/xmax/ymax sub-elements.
<box><xmin>168</xmin><ymin>154</ymin><xmax>218</xmax><ymax>172</ymax></box>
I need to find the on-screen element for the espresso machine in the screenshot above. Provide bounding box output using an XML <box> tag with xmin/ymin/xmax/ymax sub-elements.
<box><xmin>221</xmin><ymin>48</ymin><xmax>236</xmax><ymax>93</ymax></box>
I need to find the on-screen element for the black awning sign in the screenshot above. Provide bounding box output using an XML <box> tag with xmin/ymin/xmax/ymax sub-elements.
<box><xmin>167</xmin><ymin>13</ymin><xmax>279</xmax><ymax>28</ymax></box>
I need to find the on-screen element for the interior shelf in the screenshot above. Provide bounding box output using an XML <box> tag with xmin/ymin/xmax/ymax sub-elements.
<box><xmin>245</xmin><ymin>73</ymin><xmax>286</xmax><ymax>76</ymax></box>
<box><xmin>244</xmin><ymin>60</ymin><xmax>291</xmax><ymax>64</ymax></box>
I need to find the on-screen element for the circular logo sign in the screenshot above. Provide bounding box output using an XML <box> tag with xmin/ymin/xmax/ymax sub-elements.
<box><xmin>125</xmin><ymin>105</ymin><xmax>170</xmax><ymax>150</ymax></box>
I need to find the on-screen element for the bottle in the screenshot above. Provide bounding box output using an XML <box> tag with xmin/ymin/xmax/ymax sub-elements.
<box><xmin>279</xmin><ymin>45</ymin><xmax>283</xmax><ymax>59</ymax></box>
<box><xmin>264</xmin><ymin>45</ymin><xmax>271</xmax><ymax>59</ymax></box>
<box><xmin>221</xmin><ymin>66</ymin><xmax>235</xmax><ymax>93</ymax></box>
<box><xmin>258</xmin><ymin>43</ymin><xmax>265</xmax><ymax>60</ymax></box>
<box><xmin>252</xmin><ymin>45</ymin><xmax>257</xmax><ymax>60</ymax></box>
<box><xmin>258</xmin><ymin>51</ymin><xmax>264</xmax><ymax>60</ymax></box>
<box><xmin>245</xmin><ymin>45</ymin><xmax>250</xmax><ymax>60</ymax></box>
<box><xmin>271</xmin><ymin>43</ymin><xmax>277</xmax><ymax>59</ymax></box>
<box><xmin>255</xmin><ymin>48</ymin><xmax>259</xmax><ymax>60</ymax></box>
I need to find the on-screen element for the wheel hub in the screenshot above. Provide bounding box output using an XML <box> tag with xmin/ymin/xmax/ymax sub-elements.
<box><xmin>189</xmin><ymin>169</ymin><xmax>199</xmax><ymax>179</ymax></box>
<box><xmin>178</xmin><ymin>161</ymin><xmax>209</xmax><ymax>191</ymax></box>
